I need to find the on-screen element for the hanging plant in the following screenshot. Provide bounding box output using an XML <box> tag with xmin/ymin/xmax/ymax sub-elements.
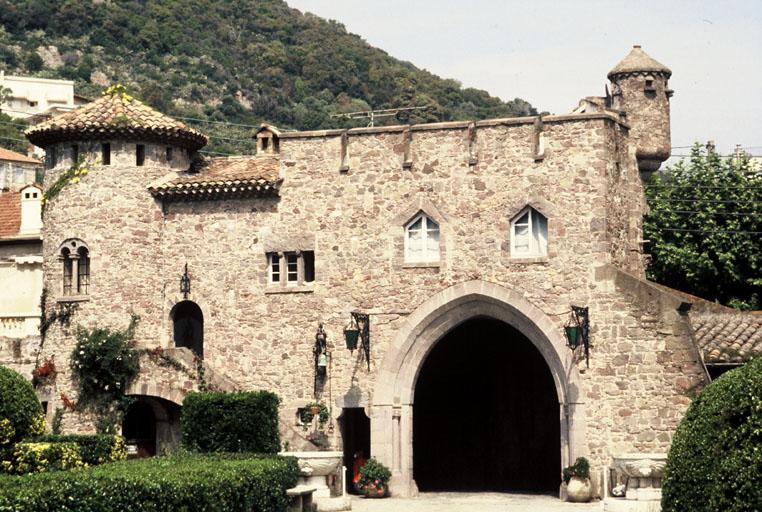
<box><xmin>299</xmin><ymin>402</ymin><xmax>329</xmax><ymax>428</ymax></box>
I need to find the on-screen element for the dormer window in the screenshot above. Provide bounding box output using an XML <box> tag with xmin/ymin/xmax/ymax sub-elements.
<box><xmin>405</xmin><ymin>213</ymin><xmax>440</xmax><ymax>263</ymax></box>
<box><xmin>256</xmin><ymin>124</ymin><xmax>281</xmax><ymax>155</ymax></box>
<box><xmin>510</xmin><ymin>207</ymin><xmax>548</xmax><ymax>258</ymax></box>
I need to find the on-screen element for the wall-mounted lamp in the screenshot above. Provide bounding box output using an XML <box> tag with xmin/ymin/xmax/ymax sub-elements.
<box><xmin>180</xmin><ymin>263</ymin><xmax>191</xmax><ymax>299</ymax></box>
<box><xmin>565</xmin><ymin>306</ymin><xmax>590</xmax><ymax>367</ymax></box>
<box><xmin>344</xmin><ymin>311</ymin><xmax>370</xmax><ymax>370</ymax></box>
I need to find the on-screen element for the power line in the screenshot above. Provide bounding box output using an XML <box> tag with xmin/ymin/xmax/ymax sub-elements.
<box><xmin>175</xmin><ymin>115</ymin><xmax>261</xmax><ymax>129</ymax></box>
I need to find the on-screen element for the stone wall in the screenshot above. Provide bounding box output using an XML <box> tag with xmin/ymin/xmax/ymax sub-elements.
<box><xmin>37</xmin><ymin>112</ymin><xmax>705</xmax><ymax>492</ymax></box>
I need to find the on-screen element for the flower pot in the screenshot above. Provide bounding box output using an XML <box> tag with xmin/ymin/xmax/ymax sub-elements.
<box><xmin>362</xmin><ymin>484</ymin><xmax>387</xmax><ymax>498</ymax></box>
<box><xmin>344</xmin><ymin>329</ymin><xmax>360</xmax><ymax>350</ymax></box>
<box><xmin>566</xmin><ymin>476</ymin><xmax>591</xmax><ymax>502</ymax></box>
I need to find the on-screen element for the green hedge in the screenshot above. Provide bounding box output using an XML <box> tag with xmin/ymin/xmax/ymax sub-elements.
<box><xmin>182</xmin><ymin>392</ymin><xmax>281</xmax><ymax>453</ymax></box>
<box><xmin>0</xmin><ymin>453</ymin><xmax>298</xmax><ymax>512</ymax></box>
<box><xmin>662</xmin><ymin>357</ymin><xmax>762</xmax><ymax>512</ymax></box>
<box><xmin>2</xmin><ymin>442</ymin><xmax>83</xmax><ymax>475</ymax></box>
<box><xmin>32</xmin><ymin>435</ymin><xmax>126</xmax><ymax>466</ymax></box>
<box><xmin>0</xmin><ymin>366</ymin><xmax>44</xmax><ymax>446</ymax></box>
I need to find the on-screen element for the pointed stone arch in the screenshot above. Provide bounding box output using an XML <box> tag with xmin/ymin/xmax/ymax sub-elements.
<box><xmin>370</xmin><ymin>280</ymin><xmax>588</xmax><ymax>496</ymax></box>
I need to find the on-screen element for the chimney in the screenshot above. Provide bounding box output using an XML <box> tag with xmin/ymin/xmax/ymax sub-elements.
<box><xmin>19</xmin><ymin>185</ymin><xmax>42</xmax><ymax>235</ymax></box>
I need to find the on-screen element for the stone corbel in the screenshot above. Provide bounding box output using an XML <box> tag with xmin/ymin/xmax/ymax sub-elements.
<box><xmin>467</xmin><ymin>122</ymin><xmax>478</xmax><ymax>166</ymax></box>
<box><xmin>402</xmin><ymin>127</ymin><xmax>413</xmax><ymax>170</ymax></box>
<box><xmin>532</xmin><ymin>116</ymin><xmax>546</xmax><ymax>162</ymax></box>
<box><xmin>339</xmin><ymin>130</ymin><xmax>350</xmax><ymax>173</ymax></box>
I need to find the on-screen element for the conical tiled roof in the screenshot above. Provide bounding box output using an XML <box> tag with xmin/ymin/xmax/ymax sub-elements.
<box><xmin>608</xmin><ymin>45</ymin><xmax>671</xmax><ymax>79</ymax></box>
<box><xmin>26</xmin><ymin>86</ymin><xmax>207</xmax><ymax>150</ymax></box>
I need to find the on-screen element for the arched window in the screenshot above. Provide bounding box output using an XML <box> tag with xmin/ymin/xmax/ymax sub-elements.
<box><xmin>77</xmin><ymin>247</ymin><xmax>90</xmax><ymax>295</ymax></box>
<box><xmin>171</xmin><ymin>301</ymin><xmax>203</xmax><ymax>358</ymax></box>
<box><xmin>511</xmin><ymin>207</ymin><xmax>548</xmax><ymax>257</ymax></box>
<box><xmin>59</xmin><ymin>239</ymin><xmax>90</xmax><ymax>296</ymax></box>
<box><xmin>61</xmin><ymin>247</ymin><xmax>73</xmax><ymax>295</ymax></box>
<box><xmin>405</xmin><ymin>213</ymin><xmax>440</xmax><ymax>263</ymax></box>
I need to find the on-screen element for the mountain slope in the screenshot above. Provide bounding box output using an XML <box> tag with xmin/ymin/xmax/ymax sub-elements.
<box><xmin>0</xmin><ymin>0</ymin><xmax>537</xmax><ymax>154</ymax></box>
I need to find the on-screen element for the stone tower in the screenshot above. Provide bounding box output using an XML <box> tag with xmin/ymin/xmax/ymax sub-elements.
<box><xmin>25</xmin><ymin>86</ymin><xmax>207</xmax><ymax>353</ymax></box>
<box><xmin>608</xmin><ymin>45</ymin><xmax>673</xmax><ymax>178</ymax></box>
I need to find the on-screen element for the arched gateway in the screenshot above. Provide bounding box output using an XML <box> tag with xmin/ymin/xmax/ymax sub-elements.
<box><xmin>371</xmin><ymin>281</ymin><xmax>588</xmax><ymax>497</ymax></box>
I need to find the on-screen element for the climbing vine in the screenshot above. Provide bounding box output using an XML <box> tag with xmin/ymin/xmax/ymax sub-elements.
<box><xmin>41</xmin><ymin>156</ymin><xmax>91</xmax><ymax>213</ymax></box>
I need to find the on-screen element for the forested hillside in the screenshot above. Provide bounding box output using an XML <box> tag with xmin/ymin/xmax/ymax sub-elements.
<box><xmin>0</xmin><ymin>0</ymin><xmax>537</xmax><ymax>154</ymax></box>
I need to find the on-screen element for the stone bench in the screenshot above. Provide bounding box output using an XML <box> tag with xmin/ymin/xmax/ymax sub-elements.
<box><xmin>287</xmin><ymin>485</ymin><xmax>317</xmax><ymax>512</ymax></box>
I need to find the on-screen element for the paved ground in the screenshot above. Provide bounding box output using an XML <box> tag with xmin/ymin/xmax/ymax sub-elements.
<box><xmin>351</xmin><ymin>492</ymin><xmax>601</xmax><ymax>512</ymax></box>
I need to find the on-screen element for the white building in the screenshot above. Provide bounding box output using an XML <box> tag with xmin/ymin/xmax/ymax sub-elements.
<box><xmin>0</xmin><ymin>72</ymin><xmax>88</xmax><ymax>121</ymax></box>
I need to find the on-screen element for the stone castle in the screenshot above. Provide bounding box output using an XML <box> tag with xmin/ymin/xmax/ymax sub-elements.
<box><xmin>14</xmin><ymin>45</ymin><xmax>756</xmax><ymax>497</ymax></box>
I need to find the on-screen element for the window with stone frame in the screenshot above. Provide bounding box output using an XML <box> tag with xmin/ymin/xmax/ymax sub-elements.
<box><xmin>510</xmin><ymin>207</ymin><xmax>548</xmax><ymax>258</ymax></box>
<box><xmin>405</xmin><ymin>213</ymin><xmax>440</xmax><ymax>263</ymax></box>
<box><xmin>267</xmin><ymin>251</ymin><xmax>315</xmax><ymax>286</ymax></box>
<box><xmin>58</xmin><ymin>239</ymin><xmax>90</xmax><ymax>296</ymax></box>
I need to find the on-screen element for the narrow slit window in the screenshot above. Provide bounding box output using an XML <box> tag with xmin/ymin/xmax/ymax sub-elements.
<box><xmin>101</xmin><ymin>143</ymin><xmax>111</xmax><ymax>165</ymax></box>
<box><xmin>71</xmin><ymin>144</ymin><xmax>79</xmax><ymax>164</ymax></box>
<box><xmin>62</xmin><ymin>248</ymin><xmax>73</xmax><ymax>296</ymax></box>
<box><xmin>166</xmin><ymin>147</ymin><xmax>173</xmax><ymax>162</ymax></box>
<box><xmin>136</xmin><ymin>144</ymin><xmax>145</xmax><ymax>166</ymax></box>
<box><xmin>303</xmin><ymin>251</ymin><xmax>315</xmax><ymax>283</ymax></box>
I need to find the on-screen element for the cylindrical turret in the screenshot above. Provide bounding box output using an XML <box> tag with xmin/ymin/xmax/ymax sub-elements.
<box><xmin>608</xmin><ymin>45</ymin><xmax>673</xmax><ymax>178</ymax></box>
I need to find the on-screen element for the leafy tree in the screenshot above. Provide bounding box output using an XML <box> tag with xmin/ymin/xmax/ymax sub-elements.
<box><xmin>0</xmin><ymin>111</ymin><xmax>28</xmax><ymax>154</ymax></box>
<box><xmin>644</xmin><ymin>144</ymin><xmax>762</xmax><ymax>309</ymax></box>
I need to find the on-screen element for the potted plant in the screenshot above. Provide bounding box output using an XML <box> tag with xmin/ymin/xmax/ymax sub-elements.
<box><xmin>300</xmin><ymin>402</ymin><xmax>329</xmax><ymax>430</ymax></box>
<box><xmin>358</xmin><ymin>457</ymin><xmax>391</xmax><ymax>498</ymax></box>
<box><xmin>562</xmin><ymin>457</ymin><xmax>591</xmax><ymax>502</ymax></box>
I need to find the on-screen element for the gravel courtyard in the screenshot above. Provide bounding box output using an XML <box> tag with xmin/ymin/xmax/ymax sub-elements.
<box><xmin>351</xmin><ymin>492</ymin><xmax>601</xmax><ymax>512</ymax></box>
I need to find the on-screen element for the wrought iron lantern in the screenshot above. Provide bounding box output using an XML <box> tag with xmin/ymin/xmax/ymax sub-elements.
<box><xmin>565</xmin><ymin>306</ymin><xmax>590</xmax><ymax>367</ymax></box>
<box><xmin>180</xmin><ymin>263</ymin><xmax>191</xmax><ymax>299</ymax></box>
<box><xmin>345</xmin><ymin>311</ymin><xmax>370</xmax><ymax>371</ymax></box>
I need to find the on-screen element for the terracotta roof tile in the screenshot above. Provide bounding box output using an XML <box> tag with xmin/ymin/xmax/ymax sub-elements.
<box><xmin>0</xmin><ymin>147</ymin><xmax>41</xmax><ymax>165</ymax></box>
<box><xmin>26</xmin><ymin>91</ymin><xmax>207</xmax><ymax>150</ymax></box>
<box><xmin>149</xmin><ymin>155</ymin><xmax>281</xmax><ymax>201</ymax></box>
<box><xmin>608</xmin><ymin>45</ymin><xmax>671</xmax><ymax>79</ymax></box>
<box><xmin>691</xmin><ymin>312</ymin><xmax>762</xmax><ymax>364</ymax></box>
<box><xmin>0</xmin><ymin>191</ymin><xmax>21</xmax><ymax>237</ymax></box>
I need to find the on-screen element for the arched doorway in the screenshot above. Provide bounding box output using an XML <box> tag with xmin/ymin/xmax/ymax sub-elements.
<box><xmin>413</xmin><ymin>317</ymin><xmax>560</xmax><ymax>492</ymax></box>
<box><xmin>122</xmin><ymin>396</ymin><xmax>182</xmax><ymax>457</ymax></box>
<box><xmin>171</xmin><ymin>301</ymin><xmax>203</xmax><ymax>357</ymax></box>
<box><xmin>371</xmin><ymin>281</ymin><xmax>587</xmax><ymax>497</ymax></box>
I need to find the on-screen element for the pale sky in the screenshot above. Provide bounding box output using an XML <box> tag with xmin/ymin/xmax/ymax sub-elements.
<box><xmin>287</xmin><ymin>0</ymin><xmax>762</xmax><ymax>157</ymax></box>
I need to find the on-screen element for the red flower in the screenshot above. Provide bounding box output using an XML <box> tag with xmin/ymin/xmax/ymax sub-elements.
<box><xmin>60</xmin><ymin>392</ymin><xmax>76</xmax><ymax>411</ymax></box>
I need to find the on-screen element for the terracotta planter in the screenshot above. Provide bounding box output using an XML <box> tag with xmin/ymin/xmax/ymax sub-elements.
<box><xmin>309</xmin><ymin>406</ymin><xmax>320</xmax><ymax>416</ymax></box>
<box><xmin>566</xmin><ymin>476</ymin><xmax>592</xmax><ymax>502</ymax></box>
<box><xmin>362</xmin><ymin>484</ymin><xmax>388</xmax><ymax>498</ymax></box>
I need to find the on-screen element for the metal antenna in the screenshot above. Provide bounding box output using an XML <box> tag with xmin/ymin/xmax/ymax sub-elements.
<box><xmin>330</xmin><ymin>106</ymin><xmax>430</xmax><ymax>127</ymax></box>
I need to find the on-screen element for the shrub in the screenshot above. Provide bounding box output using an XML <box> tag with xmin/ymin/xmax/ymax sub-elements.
<box><xmin>0</xmin><ymin>366</ymin><xmax>45</xmax><ymax>446</ymax></box>
<box><xmin>562</xmin><ymin>457</ymin><xmax>590</xmax><ymax>484</ymax></box>
<box><xmin>32</xmin><ymin>434</ymin><xmax>126</xmax><ymax>465</ymax></box>
<box><xmin>358</xmin><ymin>457</ymin><xmax>392</xmax><ymax>489</ymax></box>
<box><xmin>662</xmin><ymin>357</ymin><xmax>762</xmax><ymax>512</ymax></box>
<box><xmin>1</xmin><ymin>442</ymin><xmax>83</xmax><ymax>474</ymax></box>
<box><xmin>182</xmin><ymin>391</ymin><xmax>281</xmax><ymax>453</ymax></box>
<box><xmin>0</xmin><ymin>453</ymin><xmax>298</xmax><ymax>512</ymax></box>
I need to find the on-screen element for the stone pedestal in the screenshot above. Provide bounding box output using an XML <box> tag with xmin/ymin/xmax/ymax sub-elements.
<box><xmin>603</xmin><ymin>453</ymin><xmax>667</xmax><ymax>512</ymax></box>
<box><xmin>281</xmin><ymin>451</ymin><xmax>343</xmax><ymax>499</ymax></box>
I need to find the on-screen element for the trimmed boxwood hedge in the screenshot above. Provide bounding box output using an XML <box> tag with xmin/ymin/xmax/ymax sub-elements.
<box><xmin>32</xmin><ymin>435</ymin><xmax>126</xmax><ymax>466</ymax></box>
<box><xmin>662</xmin><ymin>357</ymin><xmax>762</xmax><ymax>512</ymax></box>
<box><xmin>182</xmin><ymin>391</ymin><xmax>280</xmax><ymax>453</ymax></box>
<box><xmin>0</xmin><ymin>366</ymin><xmax>44</xmax><ymax>445</ymax></box>
<box><xmin>0</xmin><ymin>453</ymin><xmax>299</xmax><ymax>512</ymax></box>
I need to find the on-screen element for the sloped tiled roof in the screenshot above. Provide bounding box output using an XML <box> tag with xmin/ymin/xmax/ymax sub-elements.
<box><xmin>608</xmin><ymin>45</ymin><xmax>672</xmax><ymax>79</ymax></box>
<box><xmin>0</xmin><ymin>192</ymin><xmax>21</xmax><ymax>237</ymax></box>
<box><xmin>0</xmin><ymin>147</ymin><xmax>41</xmax><ymax>165</ymax></box>
<box><xmin>691</xmin><ymin>312</ymin><xmax>762</xmax><ymax>364</ymax></box>
<box><xmin>26</xmin><ymin>90</ymin><xmax>207</xmax><ymax>150</ymax></box>
<box><xmin>149</xmin><ymin>155</ymin><xmax>281</xmax><ymax>201</ymax></box>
